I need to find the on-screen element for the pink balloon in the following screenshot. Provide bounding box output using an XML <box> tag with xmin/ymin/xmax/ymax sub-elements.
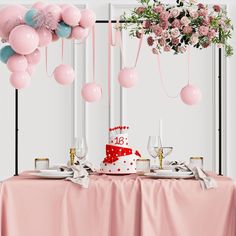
<box><xmin>44</xmin><ymin>4</ymin><xmax>62</xmax><ymax>22</ymax></box>
<box><xmin>27</xmin><ymin>64</ymin><xmax>36</xmax><ymax>76</ymax></box>
<box><xmin>71</xmin><ymin>26</ymin><xmax>88</xmax><ymax>40</ymax></box>
<box><xmin>9</xmin><ymin>25</ymin><xmax>39</xmax><ymax>55</ymax></box>
<box><xmin>25</xmin><ymin>49</ymin><xmax>41</xmax><ymax>65</ymax></box>
<box><xmin>37</xmin><ymin>28</ymin><xmax>52</xmax><ymax>47</ymax></box>
<box><xmin>54</xmin><ymin>64</ymin><xmax>75</xmax><ymax>85</ymax></box>
<box><xmin>59</xmin><ymin>4</ymin><xmax>75</xmax><ymax>11</ymax></box>
<box><xmin>0</xmin><ymin>5</ymin><xmax>27</xmax><ymax>40</ymax></box>
<box><xmin>180</xmin><ymin>84</ymin><xmax>202</xmax><ymax>105</ymax></box>
<box><xmin>62</xmin><ymin>7</ymin><xmax>81</xmax><ymax>27</ymax></box>
<box><xmin>7</xmin><ymin>54</ymin><xmax>28</xmax><ymax>72</ymax></box>
<box><xmin>118</xmin><ymin>67</ymin><xmax>138</xmax><ymax>88</ymax></box>
<box><xmin>10</xmin><ymin>71</ymin><xmax>31</xmax><ymax>89</ymax></box>
<box><xmin>80</xmin><ymin>9</ymin><xmax>96</xmax><ymax>28</ymax></box>
<box><xmin>52</xmin><ymin>32</ymin><xmax>59</xmax><ymax>42</ymax></box>
<box><xmin>32</xmin><ymin>2</ymin><xmax>47</xmax><ymax>10</ymax></box>
<box><xmin>81</xmin><ymin>82</ymin><xmax>102</xmax><ymax>102</ymax></box>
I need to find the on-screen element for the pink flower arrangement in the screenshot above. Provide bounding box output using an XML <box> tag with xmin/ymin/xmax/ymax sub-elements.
<box><xmin>122</xmin><ymin>0</ymin><xmax>234</xmax><ymax>56</ymax></box>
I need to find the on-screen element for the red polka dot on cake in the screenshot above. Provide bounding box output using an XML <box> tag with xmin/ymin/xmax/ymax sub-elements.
<box><xmin>118</xmin><ymin>168</ymin><xmax>120</xmax><ymax>171</ymax></box>
<box><xmin>130</xmin><ymin>162</ymin><xmax>133</xmax><ymax>165</ymax></box>
<box><xmin>105</xmin><ymin>164</ymin><xmax>107</xmax><ymax>166</ymax></box>
<box><xmin>113</xmin><ymin>163</ymin><xmax>116</xmax><ymax>165</ymax></box>
<box><xmin>124</xmin><ymin>161</ymin><xmax>126</xmax><ymax>163</ymax></box>
<box><xmin>109</xmin><ymin>170</ymin><xmax>111</xmax><ymax>172</ymax></box>
<box><xmin>127</xmin><ymin>168</ymin><xmax>129</xmax><ymax>171</ymax></box>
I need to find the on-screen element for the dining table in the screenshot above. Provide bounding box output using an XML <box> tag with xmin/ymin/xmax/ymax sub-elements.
<box><xmin>0</xmin><ymin>172</ymin><xmax>235</xmax><ymax>236</ymax></box>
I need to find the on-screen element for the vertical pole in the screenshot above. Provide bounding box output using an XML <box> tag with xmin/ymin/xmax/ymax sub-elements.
<box><xmin>218</xmin><ymin>31</ymin><xmax>222</xmax><ymax>176</ymax></box>
<box><xmin>15</xmin><ymin>89</ymin><xmax>18</xmax><ymax>176</ymax></box>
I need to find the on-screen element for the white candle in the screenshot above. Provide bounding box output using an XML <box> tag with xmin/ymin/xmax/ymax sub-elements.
<box><xmin>159</xmin><ymin>119</ymin><xmax>163</xmax><ymax>142</ymax></box>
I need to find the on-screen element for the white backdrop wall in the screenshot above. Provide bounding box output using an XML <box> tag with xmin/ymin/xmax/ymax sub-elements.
<box><xmin>0</xmin><ymin>0</ymin><xmax>235</xmax><ymax>180</ymax></box>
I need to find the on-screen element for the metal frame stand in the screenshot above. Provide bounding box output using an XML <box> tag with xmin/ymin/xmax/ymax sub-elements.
<box><xmin>13</xmin><ymin>20</ymin><xmax>223</xmax><ymax>176</ymax></box>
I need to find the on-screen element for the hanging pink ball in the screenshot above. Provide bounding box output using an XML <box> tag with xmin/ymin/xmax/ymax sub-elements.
<box><xmin>54</xmin><ymin>64</ymin><xmax>75</xmax><ymax>85</ymax></box>
<box><xmin>37</xmin><ymin>28</ymin><xmax>52</xmax><ymax>47</ymax></box>
<box><xmin>180</xmin><ymin>84</ymin><xmax>202</xmax><ymax>106</ymax></box>
<box><xmin>9</xmin><ymin>25</ymin><xmax>39</xmax><ymax>55</ymax></box>
<box><xmin>44</xmin><ymin>4</ymin><xmax>62</xmax><ymax>22</ymax></box>
<box><xmin>52</xmin><ymin>32</ymin><xmax>59</xmax><ymax>42</ymax></box>
<box><xmin>10</xmin><ymin>71</ymin><xmax>31</xmax><ymax>89</ymax></box>
<box><xmin>81</xmin><ymin>82</ymin><xmax>102</xmax><ymax>102</ymax></box>
<box><xmin>32</xmin><ymin>2</ymin><xmax>47</xmax><ymax>10</ymax></box>
<box><xmin>27</xmin><ymin>64</ymin><xmax>36</xmax><ymax>76</ymax></box>
<box><xmin>62</xmin><ymin>7</ymin><xmax>81</xmax><ymax>27</ymax></box>
<box><xmin>25</xmin><ymin>49</ymin><xmax>41</xmax><ymax>65</ymax></box>
<box><xmin>79</xmin><ymin>9</ymin><xmax>96</xmax><ymax>28</ymax></box>
<box><xmin>7</xmin><ymin>54</ymin><xmax>28</xmax><ymax>72</ymax></box>
<box><xmin>0</xmin><ymin>4</ymin><xmax>27</xmax><ymax>40</ymax></box>
<box><xmin>71</xmin><ymin>26</ymin><xmax>88</xmax><ymax>40</ymax></box>
<box><xmin>118</xmin><ymin>67</ymin><xmax>138</xmax><ymax>88</ymax></box>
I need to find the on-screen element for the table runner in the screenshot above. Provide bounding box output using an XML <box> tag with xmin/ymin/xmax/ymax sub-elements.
<box><xmin>0</xmin><ymin>173</ymin><xmax>235</xmax><ymax>236</ymax></box>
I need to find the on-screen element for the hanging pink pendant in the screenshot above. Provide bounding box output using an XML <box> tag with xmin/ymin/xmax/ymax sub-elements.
<box><xmin>118</xmin><ymin>67</ymin><xmax>138</xmax><ymax>88</ymax></box>
<box><xmin>81</xmin><ymin>82</ymin><xmax>102</xmax><ymax>102</ymax></box>
<box><xmin>180</xmin><ymin>84</ymin><xmax>202</xmax><ymax>105</ymax></box>
<box><xmin>54</xmin><ymin>64</ymin><xmax>75</xmax><ymax>85</ymax></box>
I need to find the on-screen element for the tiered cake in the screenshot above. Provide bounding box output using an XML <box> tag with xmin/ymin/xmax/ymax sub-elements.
<box><xmin>101</xmin><ymin>126</ymin><xmax>141</xmax><ymax>174</ymax></box>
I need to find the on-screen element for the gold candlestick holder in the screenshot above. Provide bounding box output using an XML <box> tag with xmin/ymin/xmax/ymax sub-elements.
<box><xmin>70</xmin><ymin>148</ymin><xmax>76</xmax><ymax>165</ymax></box>
<box><xmin>157</xmin><ymin>148</ymin><xmax>164</xmax><ymax>170</ymax></box>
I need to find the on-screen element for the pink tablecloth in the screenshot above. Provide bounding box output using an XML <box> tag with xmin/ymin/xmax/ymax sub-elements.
<box><xmin>0</xmin><ymin>173</ymin><xmax>235</xmax><ymax>236</ymax></box>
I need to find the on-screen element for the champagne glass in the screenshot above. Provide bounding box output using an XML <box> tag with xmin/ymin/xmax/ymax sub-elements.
<box><xmin>75</xmin><ymin>137</ymin><xmax>88</xmax><ymax>162</ymax></box>
<box><xmin>147</xmin><ymin>136</ymin><xmax>159</xmax><ymax>161</ymax></box>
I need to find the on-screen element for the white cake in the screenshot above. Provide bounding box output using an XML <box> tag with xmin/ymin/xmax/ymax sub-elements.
<box><xmin>101</xmin><ymin>128</ymin><xmax>141</xmax><ymax>174</ymax></box>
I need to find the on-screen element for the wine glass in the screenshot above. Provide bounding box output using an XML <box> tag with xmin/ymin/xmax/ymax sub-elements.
<box><xmin>147</xmin><ymin>136</ymin><xmax>159</xmax><ymax>160</ymax></box>
<box><xmin>75</xmin><ymin>137</ymin><xmax>88</xmax><ymax>162</ymax></box>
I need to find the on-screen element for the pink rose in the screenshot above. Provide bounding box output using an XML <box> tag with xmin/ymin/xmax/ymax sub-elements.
<box><xmin>198</xmin><ymin>26</ymin><xmax>209</xmax><ymax>36</ymax></box>
<box><xmin>160</xmin><ymin>11</ymin><xmax>170</xmax><ymax>21</ymax></box>
<box><xmin>162</xmin><ymin>30</ymin><xmax>170</xmax><ymax>39</ymax></box>
<box><xmin>198</xmin><ymin>8</ymin><xmax>208</xmax><ymax>17</ymax></box>
<box><xmin>160</xmin><ymin>20</ymin><xmax>169</xmax><ymax>30</ymax></box>
<box><xmin>158</xmin><ymin>38</ymin><xmax>165</xmax><ymax>46</ymax></box>
<box><xmin>152</xmin><ymin>25</ymin><xmax>163</xmax><ymax>36</ymax></box>
<box><xmin>172</xmin><ymin>37</ymin><xmax>180</xmax><ymax>45</ymax></box>
<box><xmin>147</xmin><ymin>36</ymin><xmax>154</xmax><ymax>46</ymax></box>
<box><xmin>189</xmin><ymin>10</ymin><xmax>199</xmax><ymax>19</ymax></box>
<box><xmin>208</xmin><ymin>29</ymin><xmax>216</xmax><ymax>40</ymax></box>
<box><xmin>181</xmin><ymin>16</ymin><xmax>191</xmax><ymax>26</ymax></box>
<box><xmin>178</xmin><ymin>46</ymin><xmax>187</xmax><ymax>53</ymax></box>
<box><xmin>143</xmin><ymin>20</ymin><xmax>152</xmax><ymax>29</ymax></box>
<box><xmin>152</xmin><ymin>48</ymin><xmax>159</xmax><ymax>54</ymax></box>
<box><xmin>197</xmin><ymin>3</ymin><xmax>205</xmax><ymax>9</ymax></box>
<box><xmin>172</xmin><ymin>19</ymin><xmax>181</xmax><ymax>29</ymax></box>
<box><xmin>171</xmin><ymin>28</ymin><xmax>180</xmax><ymax>38</ymax></box>
<box><xmin>136</xmin><ymin>7</ymin><xmax>145</xmax><ymax>14</ymax></box>
<box><xmin>170</xmin><ymin>8</ymin><xmax>180</xmax><ymax>18</ymax></box>
<box><xmin>183</xmin><ymin>26</ymin><xmax>193</xmax><ymax>34</ymax></box>
<box><xmin>203</xmin><ymin>42</ymin><xmax>210</xmax><ymax>48</ymax></box>
<box><xmin>213</xmin><ymin>5</ymin><xmax>221</xmax><ymax>12</ymax></box>
<box><xmin>153</xmin><ymin>5</ymin><xmax>164</xmax><ymax>14</ymax></box>
<box><xmin>202</xmin><ymin>18</ymin><xmax>210</xmax><ymax>27</ymax></box>
<box><xmin>190</xmin><ymin>34</ymin><xmax>199</xmax><ymax>45</ymax></box>
<box><xmin>164</xmin><ymin>45</ymin><xmax>171</xmax><ymax>52</ymax></box>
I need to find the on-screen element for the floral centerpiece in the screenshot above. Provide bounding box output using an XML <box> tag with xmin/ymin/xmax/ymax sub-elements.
<box><xmin>121</xmin><ymin>0</ymin><xmax>233</xmax><ymax>56</ymax></box>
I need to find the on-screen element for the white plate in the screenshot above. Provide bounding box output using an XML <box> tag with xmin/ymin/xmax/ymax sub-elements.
<box><xmin>30</xmin><ymin>172</ymin><xmax>73</xmax><ymax>179</ymax></box>
<box><xmin>39</xmin><ymin>169</ymin><xmax>73</xmax><ymax>175</ymax></box>
<box><xmin>145</xmin><ymin>172</ymin><xmax>194</xmax><ymax>179</ymax></box>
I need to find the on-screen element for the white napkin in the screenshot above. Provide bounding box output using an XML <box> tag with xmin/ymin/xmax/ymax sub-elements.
<box><xmin>169</xmin><ymin>161</ymin><xmax>217</xmax><ymax>190</ymax></box>
<box><xmin>58</xmin><ymin>161</ymin><xmax>94</xmax><ymax>188</ymax></box>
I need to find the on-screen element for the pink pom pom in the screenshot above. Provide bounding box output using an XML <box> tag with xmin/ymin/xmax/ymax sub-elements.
<box><xmin>54</xmin><ymin>64</ymin><xmax>75</xmax><ymax>85</ymax></box>
<box><xmin>9</xmin><ymin>25</ymin><xmax>39</xmax><ymax>55</ymax></box>
<box><xmin>10</xmin><ymin>71</ymin><xmax>31</xmax><ymax>89</ymax></box>
<box><xmin>37</xmin><ymin>28</ymin><xmax>52</xmax><ymax>47</ymax></box>
<box><xmin>32</xmin><ymin>2</ymin><xmax>47</xmax><ymax>10</ymax></box>
<box><xmin>81</xmin><ymin>82</ymin><xmax>102</xmax><ymax>102</ymax></box>
<box><xmin>7</xmin><ymin>54</ymin><xmax>28</xmax><ymax>72</ymax></box>
<box><xmin>27</xmin><ymin>64</ymin><xmax>36</xmax><ymax>76</ymax></box>
<box><xmin>59</xmin><ymin>4</ymin><xmax>74</xmax><ymax>11</ymax></box>
<box><xmin>180</xmin><ymin>84</ymin><xmax>202</xmax><ymax>105</ymax></box>
<box><xmin>118</xmin><ymin>67</ymin><xmax>138</xmax><ymax>88</ymax></box>
<box><xmin>71</xmin><ymin>26</ymin><xmax>88</xmax><ymax>40</ymax></box>
<box><xmin>62</xmin><ymin>7</ymin><xmax>81</xmax><ymax>27</ymax></box>
<box><xmin>25</xmin><ymin>49</ymin><xmax>41</xmax><ymax>65</ymax></box>
<box><xmin>79</xmin><ymin>9</ymin><xmax>96</xmax><ymax>28</ymax></box>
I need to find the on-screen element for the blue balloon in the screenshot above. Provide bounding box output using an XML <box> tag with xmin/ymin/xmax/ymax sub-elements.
<box><xmin>56</xmin><ymin>22</ymin><xmax>72</xmax><ymax>38</ymax></box>
<box><xmin>0</xmin><ymin>46</ymin><xmax>15</xmax><ymax>64</ymax></box>
<box><xmin>24</xmin><ymin>9</ymin><xmax>38</xmax><ymax>28</ymax></box>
